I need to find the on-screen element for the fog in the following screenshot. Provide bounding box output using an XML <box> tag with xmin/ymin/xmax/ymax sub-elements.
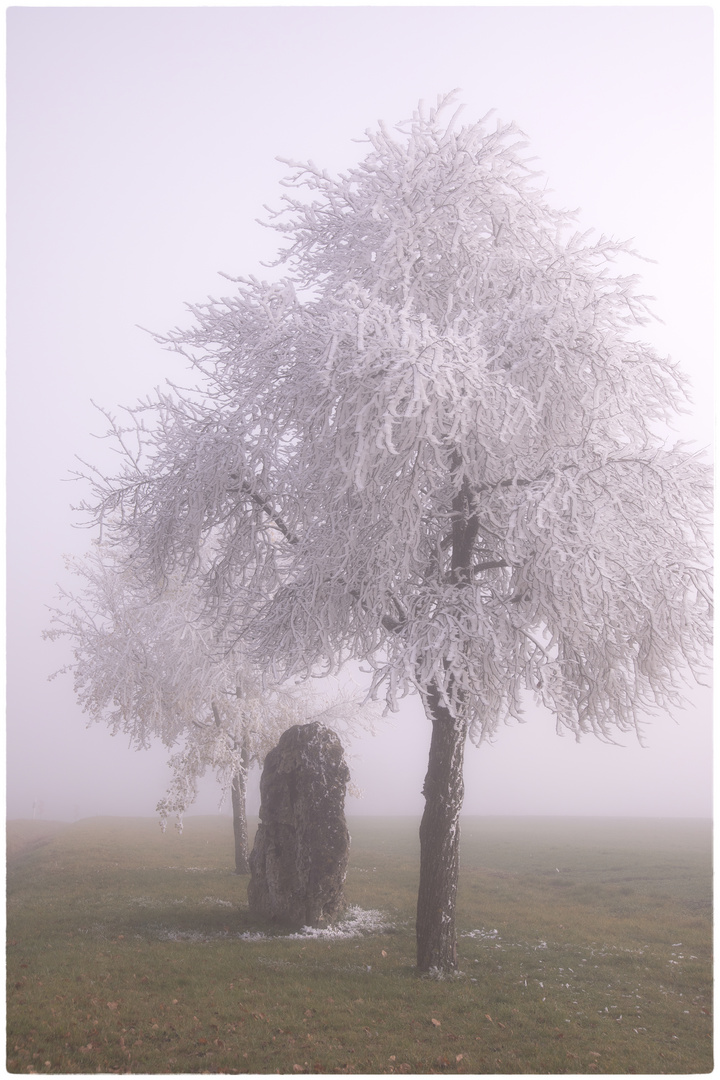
<box><xmin>6</xmin><ymin>7</ymin><xmax>713</xmax><ymax>825</ymax></box>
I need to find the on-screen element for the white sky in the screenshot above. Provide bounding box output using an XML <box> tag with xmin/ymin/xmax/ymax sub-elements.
<box><xmin>5</xmin><ymin>5</ymin><xmax>714</xmax><ymax>823</ymax></box>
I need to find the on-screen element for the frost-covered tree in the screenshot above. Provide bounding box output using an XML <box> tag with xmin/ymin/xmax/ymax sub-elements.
<box><xmin>46</xmin><ymin>543</ymin><xmax>374</xmax><ymax>872</ymax></box>
<box><xmin>84</xmin><ymin>97</ymin><xmax>712</xmax><ymax>971</ymax></box>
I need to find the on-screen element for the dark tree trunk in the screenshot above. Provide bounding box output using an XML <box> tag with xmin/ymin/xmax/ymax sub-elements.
<box><xmin>416</xmin><ymin>681</ymin><xmax>468</xmax><ymax>973</ymax></box>
<box><xmin>231</xmin><ymin>738</ymin><xmax>251</xmax><ymax>874</ymax></box>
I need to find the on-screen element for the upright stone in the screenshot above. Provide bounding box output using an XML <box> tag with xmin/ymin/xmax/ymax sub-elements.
<box><xmin>248</xmin><ymin>721</ymin><xmax>350</xmax><ymax>928</ymax></box>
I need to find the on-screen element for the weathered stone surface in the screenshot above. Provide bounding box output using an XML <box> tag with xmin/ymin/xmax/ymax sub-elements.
<box><xmin>247</xmin><ymin>722</ymin><xmax>350</xmax><ymax>928</ymax></box>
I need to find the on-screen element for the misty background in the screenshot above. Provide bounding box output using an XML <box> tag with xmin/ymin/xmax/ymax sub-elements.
<box><xmin>6</xmin><ymin>7</ymin><xmax>713</xmax><ymax>825</ymax></box>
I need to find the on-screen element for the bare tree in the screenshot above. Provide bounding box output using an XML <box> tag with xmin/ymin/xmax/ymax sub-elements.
<box><xmin>46</xmin><ymin>543</ymin><xmax>376</xmax><ymax>872</ymax></box>
<box><xmin>83</xmin><ymin>96</ymin><xmax>712</xmax><ymax>971</ymax></box>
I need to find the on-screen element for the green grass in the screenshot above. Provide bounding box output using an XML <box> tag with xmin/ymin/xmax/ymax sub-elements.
<box><xmin>6</xmin><ymin>815</ymin><xmax>712</xmax><ymax>1074</ymax></box>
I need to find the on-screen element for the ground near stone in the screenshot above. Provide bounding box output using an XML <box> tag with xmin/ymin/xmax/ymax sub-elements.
<box><xmin>6</xmin><ymin>815</ymin><xmax>712</xmax><ymax>1074</ymax></box>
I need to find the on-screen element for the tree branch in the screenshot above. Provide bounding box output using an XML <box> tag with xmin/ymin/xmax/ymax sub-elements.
<box><xmin>236</xmin><ymin>480</ymin><xmax>299</xmax><ymax>545</ymax></box>
<box><xmin>473</xmin><ymin>559</ymin><xmax>510</xmax><ymax>574</ymax></box>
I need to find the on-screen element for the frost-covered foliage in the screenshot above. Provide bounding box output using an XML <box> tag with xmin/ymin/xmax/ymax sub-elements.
<box><xmin>86</xmin><ymin>94</ymin><xmax>711</xmax><ymax>747</ymax></box>
<box><xmin>46</xmin><ymin>542</ymin><xmax>376</xmax><ymax>829</ymax></box>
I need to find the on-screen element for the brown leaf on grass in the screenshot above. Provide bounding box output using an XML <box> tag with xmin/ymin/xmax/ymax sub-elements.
<box><xmin>485</xmin><ymin>1014</ymin><xmax>494</xmax><ymax>1024</ymax></box>
<box><xmin>107</xmin><ymin>1002</ymin><xmax>118</xmax><ymax>1011</ymax></box>
<box><xmin>381</xmin><ymin>950</ymin><xmax>388</xmax><ymax>957</ymax></box>
<box><xmin>456</xmin><ymin>1054</ymin><xmax>464</xmax><ymax>1062</ymax></box>
<box><xmin>431</xmin><ymin>1018</ymin><xmax>441</xmax><ymax>1027</ymax></box>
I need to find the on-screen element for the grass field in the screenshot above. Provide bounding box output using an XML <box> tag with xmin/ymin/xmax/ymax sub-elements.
<box><xmin>6</xmin><ymin>814</ymin><xmax>712</xmax><ymax>1074</ymax></box>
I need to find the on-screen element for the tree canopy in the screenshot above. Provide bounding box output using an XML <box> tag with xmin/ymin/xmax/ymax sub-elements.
<box><xmin>47</xmin><ymin>542</ymin><xmax>376</xmax><ymax>842</ymax></box>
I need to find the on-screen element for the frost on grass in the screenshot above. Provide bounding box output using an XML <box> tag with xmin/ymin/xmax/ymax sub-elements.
<box><xmin>129</xmin><ymin>896</ymin><xmax>187</xmax><ymax>908</ymax></box>
<box><xmin>461</xmin><ymin>927</ymin><xmax>500</xmax><ymax>941</ymax></box>
<box><xmin>423</xmin><ymin>966</ymin><xmax>466</xmax><ymax>982</ymax></box>
<box><xmin>151</xmin><ymin>905</ymin><xmax>393</xmax><ymax>944</ymax></box>
<box><xmin>285</xmin><ymin>905</ymin><xmax>393</xmax><ymax>940</ymax></box>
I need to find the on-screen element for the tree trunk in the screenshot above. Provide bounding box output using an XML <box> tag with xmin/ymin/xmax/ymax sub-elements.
<box><xmin>416</xmin><ymin>682</ymin><xmax>468</xmax><ymax>973</ymax></box>
<box><xmin>231</xmin><ymin>738</ymin><xmax>251</xmax><ymax>874</ymax></box>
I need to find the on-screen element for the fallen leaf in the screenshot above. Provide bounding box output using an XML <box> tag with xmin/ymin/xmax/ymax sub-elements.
<box><xmin>456</xmin><ymin>1054</ymin><xmax>464</xmax><ymax>1062</ymax></box>
<box><xmin>107</xmin><ymin>1002</ymin><xmax>118</xmax><ymax>1011</ymax></box>
<box><xmin>389</xmin><ymin>1056</ymin><xmax>396</xmax><ymax>1062</ymax></box>
<box><xmin>485</xmin><ymin>1014</ymin><xmax>494</xmax><ymax>1024</ymax></box>
<box><xmin>381</xmin><ymin>950</ymin><xmax>388</xmax><ymax>957</ymax></box>
<box><xmin>431</xmin><ymin>1018</ymin><xmax>441</xmax><ymax>1027</ymax></box>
